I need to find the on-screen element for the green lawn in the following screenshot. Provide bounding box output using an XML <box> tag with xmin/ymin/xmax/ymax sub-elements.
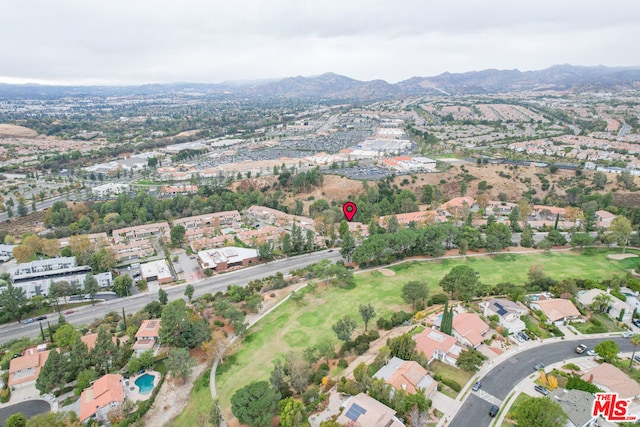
<box><xmin>521</xmin><ymin>315</ymin><xmax>553</xmax><ymax>339</ymax></box>
<box><xmin>429</xmin><ymin>360</ymin><xmax>473</xmax><ymax>398</ymax></box>
<box><xmin>213</xmin><ymin>249</ymin><xmax>639</xmax><ymax>417</ymax></box>
<box><xmin>571</xmin><ymin>313</ymin><xmax>624</xmax><ymax>334</ymax></box>
<box><xmin>507</xmin><ymin>393</ymin><xmax>534</xmax><ymax>420</ymax></box>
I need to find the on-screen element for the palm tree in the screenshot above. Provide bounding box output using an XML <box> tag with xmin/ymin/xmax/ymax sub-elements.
<box><xmin>629</xmin><ymin>334</ymin><xmax>640</xmax><ymax>369</ymax></box>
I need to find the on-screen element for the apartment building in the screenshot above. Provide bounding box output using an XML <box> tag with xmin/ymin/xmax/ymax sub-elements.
<box><xmin>111</xmin><ymin>222</ymin><xmax>170</xmax><ymax>244</ymax></box>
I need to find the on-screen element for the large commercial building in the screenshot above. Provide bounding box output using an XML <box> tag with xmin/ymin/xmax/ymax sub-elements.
<box><xmin>197</xmin><ymin>247</ymin><xmax>259</xmax><ymax>272</ymax></box>
<box><xmin>7</xmin><ymin>257</ymin><xmax>112</xmax><ymax>298</ymax></box>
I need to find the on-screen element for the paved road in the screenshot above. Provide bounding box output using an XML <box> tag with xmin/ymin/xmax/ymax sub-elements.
<box><xmin>450</xmin><ymin>337</ymin><xmax>634</xmax><ymax>427</ymax></box>
<box><xmin>0</xmin><ymin>400</ymin><xmax>50</xmax><ymax>425</ymax></box>
<box><xmin>0</xmin><ymin>251</ymin><xmax>342</xmax><ymax>344</ymax></box>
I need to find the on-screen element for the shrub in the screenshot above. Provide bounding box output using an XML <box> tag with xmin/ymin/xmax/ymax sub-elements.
<box><xmin>567</xmin><ymin>375</ymin><xmax>603</xmax><ymax>393</ymax></box>
<box><xmin>337</xmin><ymin>359</ymin><xmax>348</xmax><ymax>369</ymax></box>
<box><xmin>441</xmin><ymin>378</ymin><xmax>461</xmax><ymax>392</ymax></box>
<box><xmin>0</xmin><ymin>387</ymin><xmax>10</xmax><ymax>403</ymax></box>
<box><xmin>562</xmin><ymin>363</ymin><xmax>581</xmax><ymax>371</ymax></box>
<box><xmin>590</xmin><ymin>318</ymin><xmax>602</xmax><ymax>327</ymax></box>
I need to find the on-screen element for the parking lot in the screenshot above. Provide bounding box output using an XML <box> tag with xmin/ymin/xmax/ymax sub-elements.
<box><xmin>326</xmin><ymin>165</ymin><xmax>392</xmax><ymax>180</ymax></box>
<box><xmin>172</xmin><ymin>251</ymin><xmax>203</xmax><ymax>284</ymax></box>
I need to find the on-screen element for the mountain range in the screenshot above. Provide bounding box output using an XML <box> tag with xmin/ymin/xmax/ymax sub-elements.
<box><xmin>1</xmin><ymin>64</ymin><xmax>639</xmax><ymax>100</ymax></box>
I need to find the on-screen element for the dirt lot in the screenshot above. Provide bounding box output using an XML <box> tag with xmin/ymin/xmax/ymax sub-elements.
<box><xmin>0</xmin><ymin>124</ymin><xmax>38</xmax><ymax>138</ymax></box>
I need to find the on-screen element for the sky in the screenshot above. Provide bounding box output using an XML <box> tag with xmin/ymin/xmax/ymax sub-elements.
<box><xmin>1</xmin><ymin>0</ymin><xmax>639</xmax><ymax>85</ymax></box>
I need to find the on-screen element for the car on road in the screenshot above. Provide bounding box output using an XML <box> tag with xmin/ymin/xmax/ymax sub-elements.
<box><xmin>489</xmin><ymin>405</ymin><xmax>499</xmax><ymax>417</ymax></box>
<box><xmin>533</xmin><ymin>363</ymin><xmax>545</xmax><ymax>371</ymax></box>
<box><xmin>34</xmin><ymin>315</ymin><xmax>47</xmax><ymax>321</ymax></box>
<box><xmin>534</xmin><ymin>385</ymin><xmax>550</xmax><ymax>395</ymax></box>
<box><xmin>622</xmin><ymin>331</ymin><xmax>633</xmax><ymax>338</ymax></box>
<box><xmin>472</xmin><ymin>381</ymin><xmax>482</xmax><ymax>391</ymax></box>
<box><xmin>575</xmin><ymin>344</ymin><xmax>588</xmax><ymax>354</ymax></box>
<box><xmin>65</xmin><ymin>310</ymin><xmax>75</xmax><ymax>315</ymax></box>
<box><xmin>22</xmin><ymin>318</ymin><xmax>35</xmax><ymax>324</ymax></box>
<box><xmin>587</xmin><ymin>350</ymin><xmax>597</xmax><ymax>356</ymax></box>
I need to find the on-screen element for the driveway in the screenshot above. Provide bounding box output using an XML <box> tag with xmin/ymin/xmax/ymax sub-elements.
<box><xmin>0</xmin><ymin>400</ymin><xmax>50</xmax><ymax>425</ymax></box>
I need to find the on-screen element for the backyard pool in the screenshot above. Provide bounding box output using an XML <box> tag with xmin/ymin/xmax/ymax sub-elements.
<box><xmin>135</xmin><ymin>373</ymin><xmax>155</xmax><ymax>394</ymax></box>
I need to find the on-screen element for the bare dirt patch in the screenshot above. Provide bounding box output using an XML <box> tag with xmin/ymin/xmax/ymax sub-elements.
<box><xmin>379</xmin><ymin>268</ymin><xmax>396</xmax><ymax>277</ymax></box>
<box><xmin>0</xmin><ymin>124</ymin><xmax>38</xmax><ymax>138</ymax></box>
<box><xmin>607</xmin><ymin>253</ymin><xmax>638</xmax><ymax>260</ymax></box>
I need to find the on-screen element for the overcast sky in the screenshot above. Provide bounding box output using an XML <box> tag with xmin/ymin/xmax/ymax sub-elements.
<box><xmin>1</xmin><ymin>0</ymin><xmax>639</xmax><ymax>85</ymax></box>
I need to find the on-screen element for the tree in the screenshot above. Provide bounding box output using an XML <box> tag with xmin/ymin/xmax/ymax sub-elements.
<box><xmin>439</xmin><ymin>265</ymin><xmax>479</xmax><ymax>301</ymax></box>
<box><xmin>456</xmin><ymin>349</ymin><xmax>487</xmax><ymax>372</ymax></box>
<box><xmin>49</xmin><ymin>281</ymin><xmax>73</xmax><ymax>307</ymax></box>
<box><xmin>440</xmin><ymin>300</ymin><xmax>454</xmax><ymax>335</ymax></box>
<box><xmin>170</xmin><ymin>225</ymin><xmax>186</xmax><ymax>246</ymax></box>
<box><xmin>36</xmin><ymin>348</ymin><xmax>66</xmax><ymax>394</ymax></box>
<box><xmin>0</xmin><ymin>284</ymin><xmax>28</xmax><ymax>321</ymax></box>
<box><xmin>609</xmin><ymin>216</ymin><xmax>633</xmax><ymax>253</ymax></box>
<box><xmin>285</xmin><ymin>352</ymin><xmax>311</xmax><ymax>394</ymax></box>
<box><xmin>570</xmin><ymin>232</ymin><xmax>595</xmax><ymax>249</ymax></box>
<box><xmin>231</xmin><ymin>381</ymin><xmax>280</xmax><ymax>427</ymax></box>
<box><xmin>54</xmin><ymin>324</ymin><xmax>78</xmax><ymax>350</ymax></box>
<box><xmin>316</xmin><ymin>339</ymin><xmax>335</xmax><ymax>365</ymax></box>
<box><xmin>74</xmin><ymin>369</ymin><xmax>98</xmax><ymax>396</ymax></box>
<box><xmin>332</xmin><ymin>315</ymin><xmax>357</xmax><ymax>343</ymax></box>
<box><xmin>83</xmin><ymin>273</ymin><xmax>99</xmax><ymax>306</ymax></box>
<box><xmin>590</xmin><ymin>293</ymin><xmax>612</xmax><ymax>313</ymax></box>
<box><xmin>92</xmin><ymin>327</ymin><xmax>117</xmax><ymax>375</ymax></box>
<box><xmin>594</xmin><ymin>340</ymin><xmax>619</xmax><ymax>363</ymax></box>
<box><xmin>592</xmin><ymin>171</ymin><xmax>608</xmax><ymax>189</ymax></box>
<box><xmin>112</xmin><ymin>275</ymin><xmax>132</xmax><ymax>297</ymax></box>
<box><xmin>160</xmin><ymin>299</ymin><xmax>209</xmax><ymax>348</ymax></box>
<box><xmin>485</xmin><ymin>222</ymin><xmax>512</xmax><ymax>249</ymax></box>
<box><xmin>388</xmin><ymin>333</ymin><xmax>417</xmax><ymax>360</ymax></box>
<box><xmin>184</xmin><ymin>284</ymin><xmax>195</xmax><ymax>303</ymax></box>
<box><xmin>158</xmin><ymin>288</ymin><xmax>168</xmax><ymax>305</ymax></box>
<box><xmin>402</xmin><ymin>281</ymin><xmax>429</xmax><ymax>310</ymax></box>
<box><xmin>5</xmin><ymin>413</ymin><xmax>27</xmax><ymax>427</ymax></box>
<box><xmin>257</xmin><ymin>241</ymin><xmax>274</xmax><ymax>261</ymax></box>
<box><xmin>630</xmin><ymin>334</ymin><xmax>640</xmax><ymax>369</ymax></box>
<box><xmin>359</xmin><ymin>303</ymin><xmax>376</xmax><ymax>331</ymax></box>
<box><xmin>278</xmin><ymin>397</ymin><xmax>309</xmax><ymax>427</ymax></box>
<box><xmin>68</xmin><ymin>337</ymin><xmax>91</xmax><ymax>380</ymax></box>
<box><xmin>209</xmin><ymin>399</ymin><xmax>223</xmax><ymax>427</ymax></box>
<box><xmin>166</xmin><ymin>347</ymin><xmax>196</xmax><ymax>383</ymax></box>
<box><xmin>25</xmin><ymin>412</ymin><xmax>80</xmax><ymax>427</ymax></box>
<box><xmin>514</xmin><ymin>396</ymin><xmax>568</xmax><ymax>427</ymax></box>
<box><xmin>339</xmin><ymin>220</ymin><xmax>356</xmax><ymax>262</ymax></box>
<box><xmin>88</xmin><ymin>247</ymin><xmax>116</xmax><ymax>273</ymax></box>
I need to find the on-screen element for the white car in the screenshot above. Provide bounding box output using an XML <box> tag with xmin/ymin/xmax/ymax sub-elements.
<box><xmin>587</xmin><ymin>350</ymin><xmax>597</xmax><ymax>356</ymax></box>
<box><xmin>622</xmin><ymin>331</ymin><xmax>633</xmax><ymax>338</ymax></box>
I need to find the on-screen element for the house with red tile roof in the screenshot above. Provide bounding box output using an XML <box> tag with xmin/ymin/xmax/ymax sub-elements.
<box><xmin>132</xmin><ymin>319</ymin><xmax>161</xmax><ymax>354</ymax></box>
<box><xmin>373</xmin><ymin>356</ymin><xmax>437</xmax><ymax>395</ymax></box>
<box><xmin>79</xmin><ymin>374</ymin><xmax>125</xmax><ymax>423</ymax></box>
<box><xmin>413</xmin><ymin>327</ymin><xmax>463</xmax><ymax>365</ymax></box>
<box><xmin>438</xmin><ymin>197</ymin><xmax>475</xmax><ymax>217</ymax></box>
<box><xmin>452</xmin><ymin>313</ymin><xmax>490</xmax><ymax>348</ymax></box>
<box><xmin>80</xmin><ymin>333</ymin><xmax>120</xmax><ymax>351</ymax></box>
<box><xmin>595</xmin><ymin>210</ymin><xmax>616</xmax><ymax>228</ymax></box>
<box><xmin>7</xmin><ymin>344</ymin><xmax>52</xmax><ymax>386</ymax></box>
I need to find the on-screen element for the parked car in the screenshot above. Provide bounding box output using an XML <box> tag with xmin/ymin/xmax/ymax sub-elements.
<box><xmin>533</xmin><ymin>363</ymin><xmax>545</xmax><ymax>371</ymax></box>
<box><xmin>22</xmin><ymin>318</ymin><xmax>35</xmax><ymax>324</ymax></box>
<box><xmin>534</xmin><ymin>385</ymin><xmax>550</xmax><ymax>395</ymax></box>
<box><xmin>634</xmin><ymin>355</ymin><xmax>640</xmax><ymax>363</ymax></box>
<box><xmin>575</xmin><ymin>344</ymin><xmax>588</xmax><ymax>354</ymax></box>
<box><xmin>472</xmin><ymin>381</ymin><xmax>482</xmax><ymax>391</ymax></box>
<box><xmin>632</xmin><ymin>319</ymin><xmax>640</xmax><ymax>328</ymax></box>
<box><xmin>519</xmin><ymin>331</ymin><xmax>530</xmax><ymax>341</ymax></box>
<box><xmin>622</xmin><ymin>331</ymin><xmax>633</xmax><ymax>338</ymax></box>
<box><xmin>489</xmin><ymin>405</ymin><xmax>500</xmax><ymax>417</ymax></box>
<box><xmin>34</xmin><ymin>315</ymin><xmax>47</xmax><ymax>321</ymax></box>
<box><xmin>587</xmin><ymin>350</ymin><xmax>597</xmax><ymax>356</ymax></box>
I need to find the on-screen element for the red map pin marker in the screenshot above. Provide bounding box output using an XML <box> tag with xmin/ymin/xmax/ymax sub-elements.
<box><xmin>343</xmin><ymin>201</ymin><xmax>357</xmax><ymax>222</ymax></box>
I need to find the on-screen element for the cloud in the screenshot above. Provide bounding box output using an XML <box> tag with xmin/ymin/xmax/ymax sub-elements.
<box><xmin>0</xmin><ymin>0</ymin><xmax>638</xmax><ymax>84</ymax></box>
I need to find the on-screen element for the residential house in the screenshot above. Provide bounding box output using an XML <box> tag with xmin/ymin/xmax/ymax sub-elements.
<box><xmin>373</xmin><ymin>356</ymin><xmax>437</xmax><ymax>396</ymax></box>
<box><xmin>81</xmin><ymin>333</ymin><xmax>120</xmax><ymax>351</ymax></box>
<box><xmin>0</xmin><ymin>244</ymin><xmax>16</xmax><ymax>262</ymax></box>
<box><xmin>336</xmin><ymin>393</ymin><xmax>405</xmax><ymax>427</ymax></box>
<box><xmin>111</xmin><ymin>222</ymin><xmax>170</xmax><ymax>244</ymax></box>
<box><xmin>132</xmin><ymin>319</ymin><xmax>161</xmax><ymax>354</ymax></box>
<box><xmin>437</xmin><ymin>197</ymin><xmax>476</xmax><ymax>218</ymax></box>
<box><xmin>483</xmin><ymin>298</ymin><xmax>528</xmax><ymax>334</ymax></box>
<box><xmin>7</xmin><ymin>344</ymin><xmax>51</xmax><ymax>386</ymax></box>
<box><xmin>245</xmin><ymin>205</ymin><xmax>315</xmax><ymax>233</ymax></box>
<box><xmin>576</xmin><ymin>289</ymin><xmax>633</xmax><ymax>323</ymax></box>
<box><xmin>452</xmin><ymin>313</ymin><xmax>490</xmax><ymax>348</ymax></box>
<box><xmin>595</xmin><ymin>210</ymin><xmax>616</xmax><ymax>228</ymax></box>
<box><xmin>79</xmin><ymin>374</ymin><xmax>125</xmax><ymax>423</ymax></box>
<box><xmin>581</xmin><ymin>363</ymin><xmax>640</xmax><ymax>399</ymax></box>
<box><xmin>549</xmin><ymin>389</ymin><xmax>597</xmax><ymax>427</ymax></box>
<box><xmin>413</xmin><ymin>327</ymin><xmax>463</xmax><ymax>365</ymax></box>
<box><xmin>160</xmin><ymin>185</ymin><xmax>198</xmax><ymax>197</ymax></box>
<box><xmin>531</xmin><ymin>298</ymin><xmax>581</xmax><ymax>325</ymax></box>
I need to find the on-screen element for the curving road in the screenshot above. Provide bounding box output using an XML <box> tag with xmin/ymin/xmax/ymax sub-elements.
<box><xmin>450</xmin><ymin>337</ymin><xmax>635</xmax><ymax>427</ymax></box>
<box><xmin>0</xmin><ymin>250</ymin><xmax>341</xmax><ymax>345</ymax></box>
<box><xmin>0</xmin><ymin>400</ymin><xmax>50</xmax><ymax>425</ymax></box>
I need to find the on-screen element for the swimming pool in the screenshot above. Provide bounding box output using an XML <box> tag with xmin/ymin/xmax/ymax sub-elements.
<box><xmin>135</xmin><ymin>373</ymin><xmax>155</xmax><ymax>394</ymax></box>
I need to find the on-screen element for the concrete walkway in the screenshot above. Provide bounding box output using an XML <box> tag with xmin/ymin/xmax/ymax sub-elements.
<box><xmin>310</xmin><ymin>388</ymin><xmax>349</xmax><ymax>427</ymax></box>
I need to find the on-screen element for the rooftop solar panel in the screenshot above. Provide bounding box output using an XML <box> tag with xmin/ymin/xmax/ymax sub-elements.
<box><xmin>345</xmin><ymin>403</ymin><xmax>367</xmax><ymax>421</ymax></box>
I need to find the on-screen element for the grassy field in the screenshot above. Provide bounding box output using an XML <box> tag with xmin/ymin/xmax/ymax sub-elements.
<box><xmin>213</xmin><ymin>249</ymin><xmax>639</xmax><ymax>417</ymax></box>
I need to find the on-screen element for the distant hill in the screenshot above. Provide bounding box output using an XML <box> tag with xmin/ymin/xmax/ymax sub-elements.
<box><xmin>1</xmin><ymin>65</ymin><xmax>639</xmax><ymax>100</ymax></box>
